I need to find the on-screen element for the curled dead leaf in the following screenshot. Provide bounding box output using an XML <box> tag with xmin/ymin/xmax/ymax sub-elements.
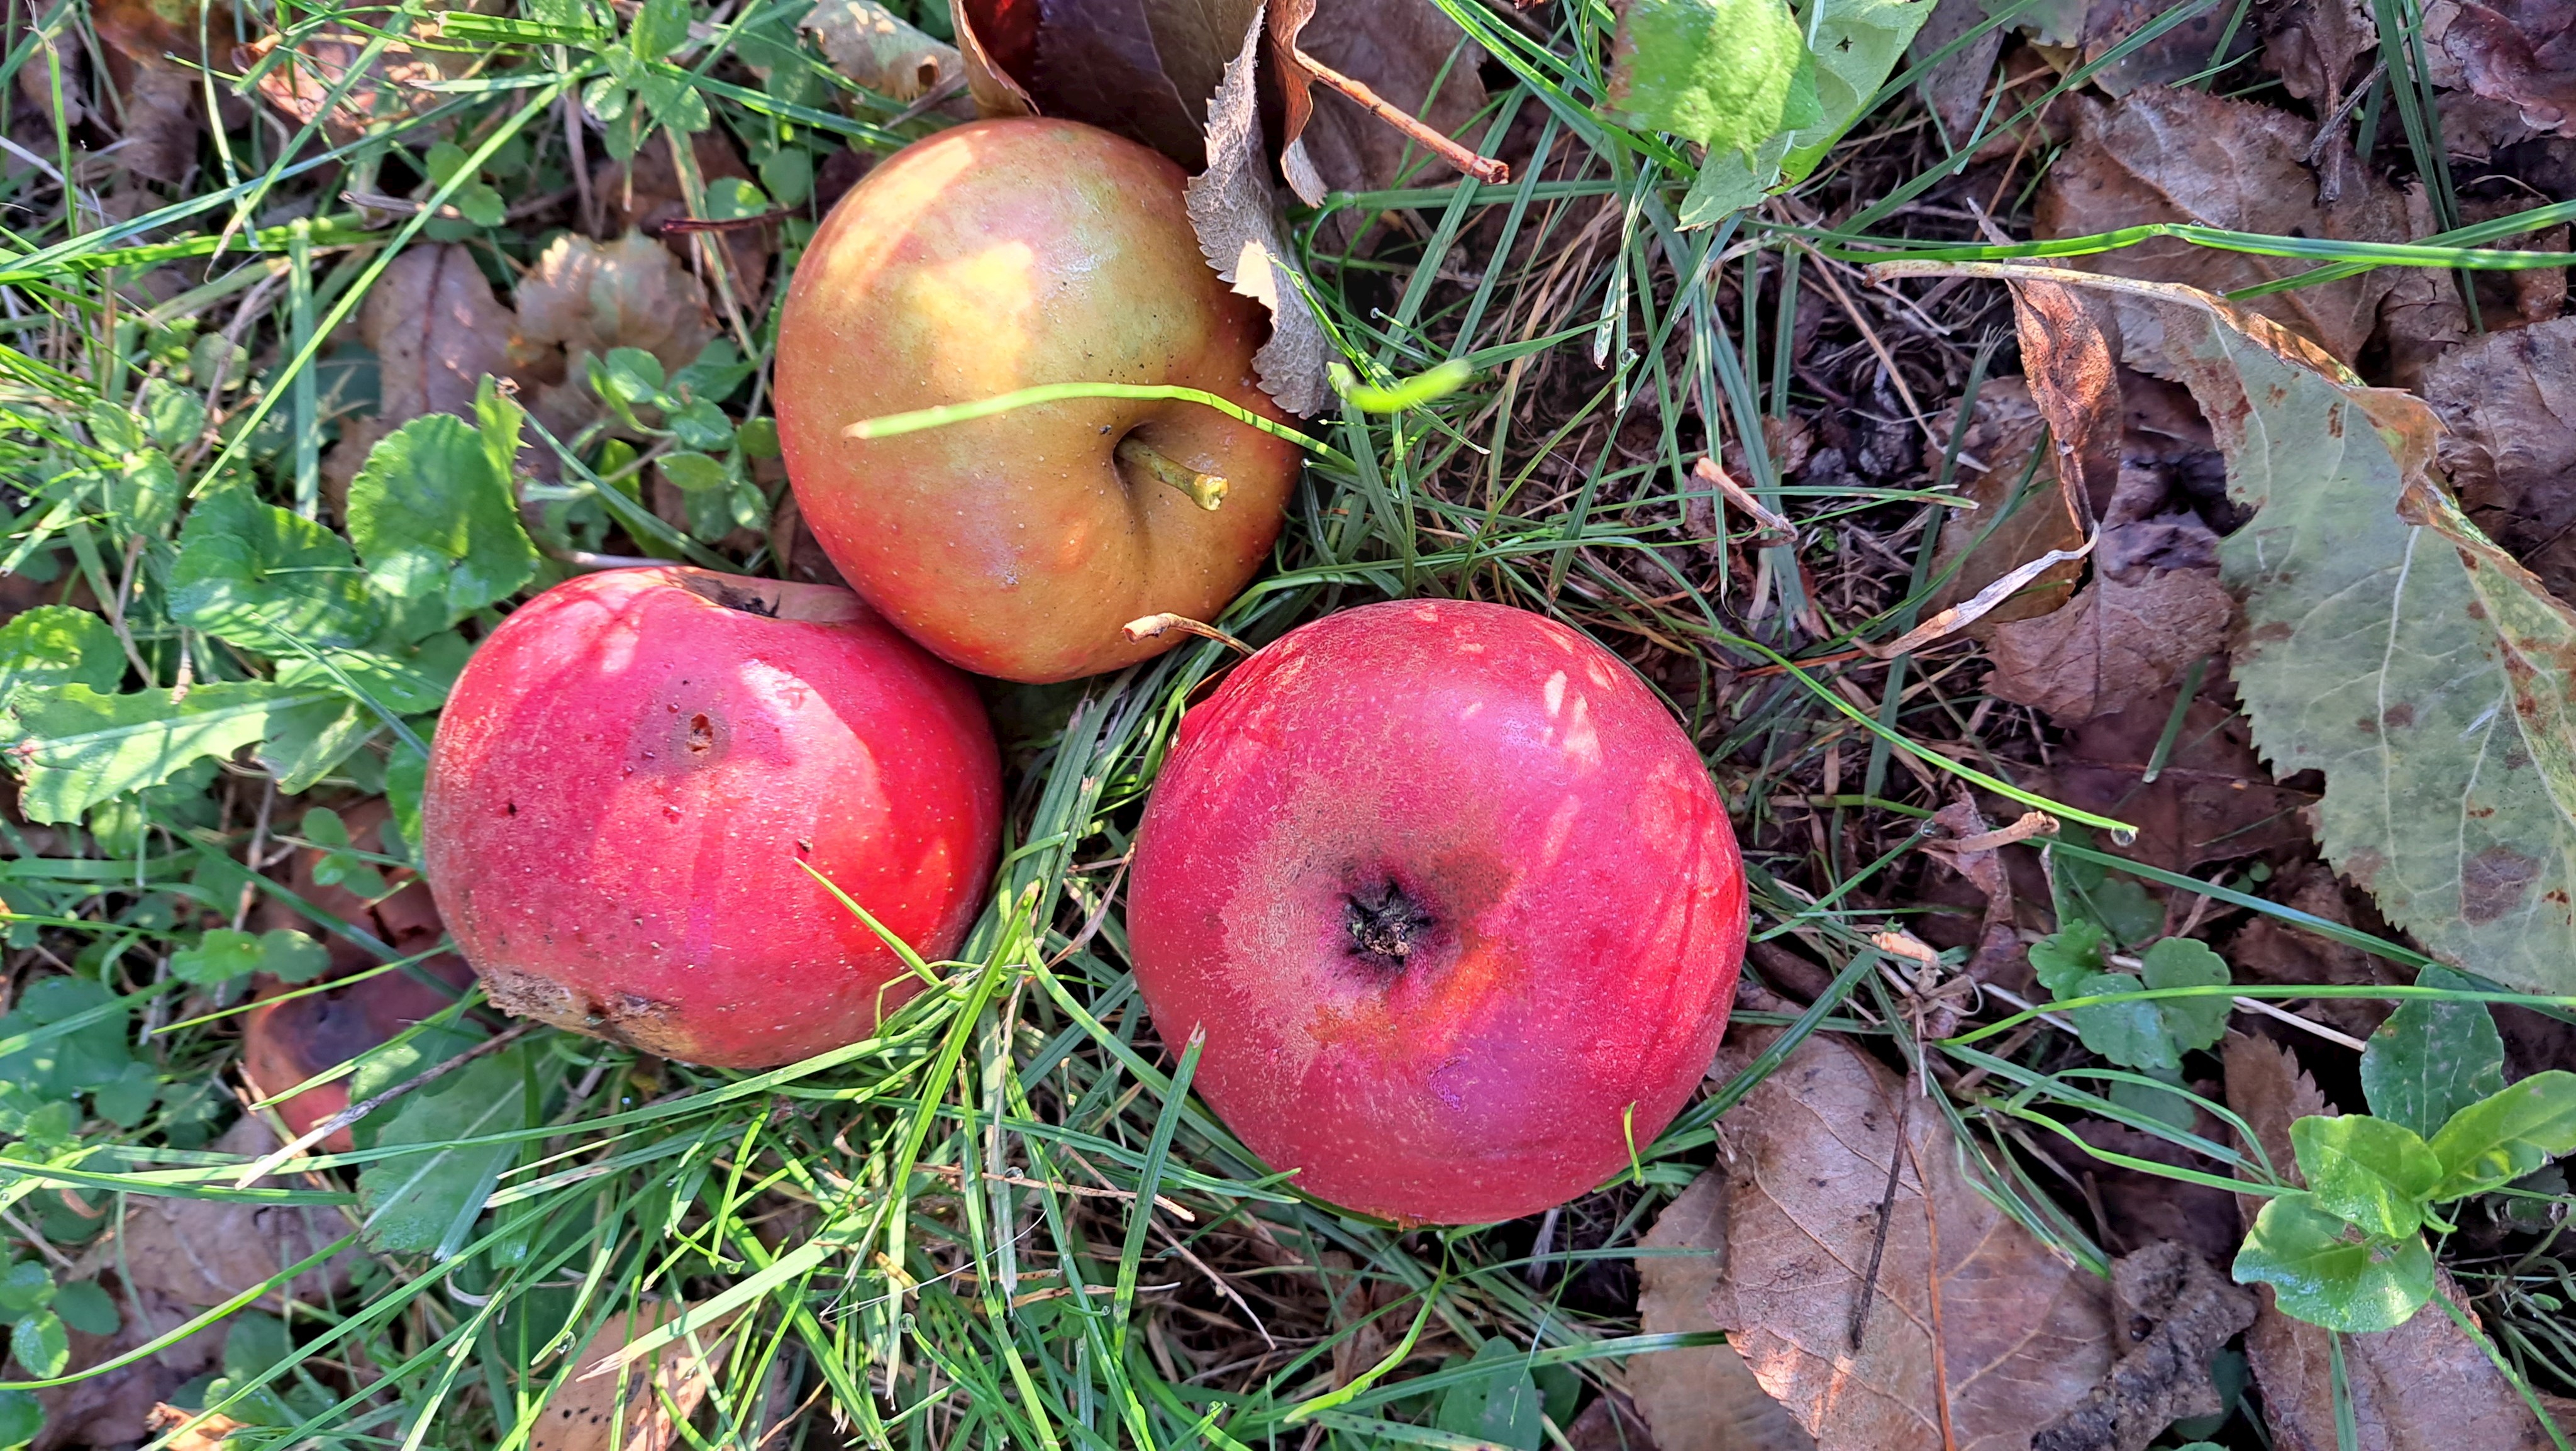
<box><xmin>804</xmin><ymin>0</ymin><xmax>965</xmax><ymax>101</ymax></box>
<box><xmin>2033</xmin><ymin>1242</ymin><xmax>2257</xmax><ymax>1451</ymax></box>
<box><xmin>2433</xmin><ymin>0</ymin><xmax>2576</xmax><ymax>139</ymax></box>
<box><xmin>1273</xmin><ymin>0</ymin><xmax>1491</xmax><ymax>201</ymax></box>
<box><xmin>1986</xmin><ymin>560</ymin><xmax>2234</xmax><ymax>725</ymax></box>
<box><xmin>597</xmin><ymin>131</ymin><xmax>774</xmax><ymax>303</ymax></box>
<box><xmin>1185</xmin><ymin>4</ymin><xmax>1330</xmax><ymax>415</ymax></box>
<box><xmin>510</xmin><ymin>231</ymin><xmax>716</xmax><ymax>442</ymax></box>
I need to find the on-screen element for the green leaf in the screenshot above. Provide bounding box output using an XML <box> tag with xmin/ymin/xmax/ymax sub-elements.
<box><xmin>168</xmin><ymin>927</ymin><xmax>326</xmax><ymax>986</ymax></box>
<box><xmin>357</xmin><ymin>1045</ymin><xmax>535</xmax><ymax>1256</ymax></box>
<box><xmin>2428</xmin><ymin>1070</ymin><xmax>2576</xmax><ymax>1199</ymax></box>
<box><xmin>252</xmin><ymin>697</ymin><xmax>379</xmax><ymax>794</ymax></box>
<box><xmin>0</xmin><ymin>979</ymin><xmax>131</xmax><ymax>1099</ymax></box>
<box><xmin>9</xmin><ymin>1311</ymin><xmax>65</xmax><ymax>1379</ymax></box>
<box><xmin>7</xmin><ymin>681</ymin><xmax>339</xmax><ymax>822</ymax></box>
<box><xmin>704</xmin><ymin>176</ymin><xmax>769</xmax><ymax>221</ymax></box>
<box><xmin>2076</xmin><ymin>277</ymin><xmax>2576</xmax><ymax>996</ymax></box>
<box><xmin>663</xmin><ymin>399</ymin><xmax>735</xmax><ymax>452</ymax></box>
<box><xmin>454</xmin><ymin>181</ymin><xmax>508</xmax><ymax>230</ymax></box>
<box><xmin>1435</xmin><ymin>1341</ymin><xmax>1545</xmax><ymax>1451</ymax></box>
<box><xmin>671</xmin><ymin>340</ymin><xmax>755</xmax><ymax>403</ymax></box>
<box><xmin>597</xmin><ymin>347</ymin><xmax>667</xmax><ymax>404</ymax></box>
<box><xmin>0</xmin><ymin>1386</ymin><xmax>41</xmax><ymax>1447</ymax></box>
<box><xmin>91</xmin><ymin>1059</ymin><xmax>157</xmax><ymax>1129</ymax></box>
<box><xmin>2067</xmin><ymin>970</ymin><xmax>2179</xmax><ymax>1072</ymax></box>
<box><xmin>0</xmin><ymin>607</ymin><xmax>125</xmax><ymax>726</ymax></box>
<box><xmin>272</xmin><ymin>631</ymin><xmax>472</xmax><ymax>716</ymax></box>
<box><xmin>1679</xmin><ymin>134</ymin><xmax>1790</xmax><ymax>226</ymax></box>
<box><xmin>2139</xmin><ymin>937</ymin><xmax>2231</xmax><ymax>1053</ymax></box>
<box><xmin>2050</xmin><ymin>835</ymin><xmax>2165</xmax><ymax>947</ymax></box>
<box><xmin>345</xmin><ymin>406</ymin><xmax>538</xmax><ymax>626</ymax></box>
<box><xmin>306</xmin><ymin>807</ymin><xmax>390</xmax><ymax>898</ymax></box>
<box><xmin>757</xmin><ymin>148</ymin><xmax>812</xmax><ymax>207</ymax></box>
<box><xmin>0</xmin><ymin>1264</ymin><xmax>52</xmax><ymax>1315</ymax></box>
<box><xmin>2028</xmin><ymin>918</ymin><xmax>2111</xmax><ymax>996</ymax></box>
<box><xmin>2360</xmin><ymin>963</ymin><xmax>2507</xmax><ymax>1138</ymax></box>
<box><xmin>136</xmin><ymin>376</ymin><xmax>207</xmax><ymax>450</ymax></box>
<box><xmin>1778</xmin><ymin>0</ymin><xmax>1938</xmax><ymax>181</ymax></box>
<box><xmin>169</xmin><ymin>487</ymin><xmax>382</xmax><ymax>654</ymax></box>
<box><xmin>631</xmin><ymin>0</ymin><xmax>691</xmax><ymax>60</ymax></box>
<box><xmin>2233</xmin><ymin>1192</ymin><xmax>2434</xmax><ymax>1333</ymax></box>
<box><xmin>50</xmin><ymin>1282</ymin><xmax>116</xmax><ymax>1338</ymax></box>
<box><xmin>386</xmin><ymin>743</ymin><xmax>428</xmax><ymax>862</ymax></box>
<box><xmin>2107</xmin><ymin>1065</ymin><xmax>2198</xmax><ymax>1132</ymax></box>
<box><xmin>657</xmin><ymin>450</ymin><xmax>731</xmax><ymax>493</ymax></box>
<box><xmin>424</xmin><ymin>140</ymin><xmax>472</xmax><ymax>185</ymax></box>
<box><xmin>2290</xmin><ymin>1115</ymin><xmax>2440</xmax><ymax>1238</ymax></box>
<box><xmin>1607</xmin><ymin>0</ymin><xmax>1811</xmax><ymax>158</ymax></box>
<box><xmin>736</xmin><ymin>417</ymin><xmax>780</xmax><ymax>459</ymax></box>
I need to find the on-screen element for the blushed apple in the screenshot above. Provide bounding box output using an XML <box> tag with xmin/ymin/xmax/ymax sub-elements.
<box><xmin>774</xmin><ymin>117</ymin><xmax>1302</xmax><ymax>684</ymax></box>
<box><xmin>421</xmin><ymin>567</ymin><xmax>1001</xmax><ymax>1068</ymax></box>
<box><xmin>1128</xmin><ymin>600</ymin><xmax>1748</xmax><ymax>1225</ymax></box>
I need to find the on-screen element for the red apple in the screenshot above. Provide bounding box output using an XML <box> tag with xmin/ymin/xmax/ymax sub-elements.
<box><xmin>1128</xmin><ymin>601</ymin><xmax>1748</xmax><ymax>1224</ymax></box>
<box><xmin>421</xmin><ymin>567</ymin><xmax>1001</xmax><ymax>1068</ymax></box>
<box><xmin>774</xmin><ymin>117</ymin><xmax>1303</xmax><ymax>684</ymax></box>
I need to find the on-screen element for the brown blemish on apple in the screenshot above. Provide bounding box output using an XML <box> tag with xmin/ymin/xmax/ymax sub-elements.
<box><xmin>479</xmin><ymin>963</ymin><xmax>689</xmax><ymax>1059</ymax></box>
<box><xmin>1345</xmin><ymin>879</ymin><xmax>1435</xmax><ymax>965</ymax></box>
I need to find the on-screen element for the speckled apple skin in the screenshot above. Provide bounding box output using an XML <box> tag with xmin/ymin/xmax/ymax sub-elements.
<box><xmin>422</xmin><ymin>567</ymin><xmax>1000</xmax><ymax>1068</ymax></box>
<box><xmin>1129</xmin><ymin>600</ymin><xmax>1748</xmax><ymax>1225</ymax></box>
<box><xmin>774</xmin><ymin>117</ymin><xmax>1302</xmax><ymax>684</ymax></box>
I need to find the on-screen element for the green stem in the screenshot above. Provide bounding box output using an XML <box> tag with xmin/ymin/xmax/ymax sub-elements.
<box><xmin>839</xmin><ymin>382</ymin><xmax>1347</xmax><ymax>466</ymax></box>
<box><xmin>1115</xmin><ymin>435</ymin><xmax>1227</xmax><ymax>510</ymax></box>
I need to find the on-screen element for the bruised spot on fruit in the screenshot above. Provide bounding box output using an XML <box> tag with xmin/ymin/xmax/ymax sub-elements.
<box><xmin>479</xmin><ymin>963</ymin><xmax>687</xmax><ymax>1057</ymax></box>
<box><xmin>687</xmin><ymin>713</ymin><xmax>714</xmax><ymax>754</ymax></box>
<box><xmin>675</xmin><ymin>572</ymin><xmax>780</xmax><ymax>617</ymax></box>
<box><xmin>1345</xmin><ymin>879</ymin><xmax>1436</xmax><ymax>967</ymax></box>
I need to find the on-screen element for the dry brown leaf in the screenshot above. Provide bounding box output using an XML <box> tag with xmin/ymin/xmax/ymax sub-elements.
<box><xmin>949</xmin><ymin>0</ymin><xmax>1038</xmax><ymax>115</ymax></box>
<box><xmin>2035</xmin><ymin>689</ymin><xmax>2317</xmax><ymax>873</ymax></box>
<box><xmin>1985</xmin><ymin>566</ymin><xmax>2234</xmax><ymax>724</ymax></box>
<box><xmin>1274</xmin><ymin>0</ymin><xmax>1489</xmax><ymax>203</ymax></box>
<box><xmin>1907</xmin><ymin>0</ymin><xmax>2004</xmax><ymax>145</ymax></box>
<box><xmin>2262</xmin><ymin>0</ymin><xmax>2376</xmax><ymax>104</ymax></box>
<box><xmin>97</xmin><ymin>1116</ymin><xmax>357</xmax><ymax>1311</ymax></box>
<box><xmin>2434</xmin><ymin>0</ymin><xmax>2576</xmax><ymax>138</ymax></box>
<box><xmin>321</xmin><ymin>244</ymin><xmax>515</xmax><ymax>506</ymax></box>
<box><xmin>2032</xmin><ymin>1242</ymin><xmax>2257</xmax><ymax>1451</ymax></box>
<box><xmin>1184</xmin><ymin>4</ymin><xmax>1330</xmax><ymax>416</ymax></box>
<box><xmin>1924</xmin><ymin>379</ymin><xmax>2087</xmax><ymax>629</ymax></box>
<box><xmin>531</xmin><ymin>1302</ymin><xmax>735</xmax><ymax>1451</ymax></box>
<box><xmin>597</xmin><ymin>131</ymin><xmax>772</xmax><ymax>303</ymax></box>
<box><xmin>510</xmin><ymin>231</ymin><xmax>716</xmax><ymax>442</ymax></box>
<box><xmin>2220</xmin><ymin>1034</ymin><xmax>2553</xmax><ymax>1451</ymax></box>
<box><xmin>2033</xmin><ymin>86</ymin><xmax>2407</xmax><ymax>364</ymax></box>
<box><xmin>97</xmin><ymin>51</ymin><xmax>201</xmax><ymax>186</ymax></box>
<box><xmin>235</xmin><ymin>30</ymin><xmax>445</xmax><ymax>145</ymax></box>
<box><xmin>1702</xmin><ymin>1025</ymin><xmax>2114</xmax><ymax>1450</ymax></box>
<box><xmin>143</xmin><ymin>1405</ymin><xmax>247</xmax><ymax>1451</ymax></box>
<box><xmin>1628</xmin><ymin>1171</ymin><xmax>1813</xmax><ymax>1451</ymax></box>
<box><xmin>2082</xmin><ymin>0</ymin><xmax>2257</xmax><ymax>97</ymax></box>
<box><xmin>33</xmin><ymin>1288</ymin><xmax>222</xmax><ymax>1451</ymax></box>
<box><xmin>2423</xmin><ymin>315</ymin><xmax>2576</xmax><ymax>604</ymax></box>
<box><xmin>802</xmin><ymin>0</ymin><xmax>963</xmax><ymax>101</ymax></box>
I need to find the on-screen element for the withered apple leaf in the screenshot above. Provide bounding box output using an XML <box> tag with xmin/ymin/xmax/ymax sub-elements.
<box><xmin>1033</xmin><ymin>0</ymin><xmax>1256</xmax><ymax>167</ymax></box>
<box><xmin>2438</xmin><ymin>1</ymin><xmax>2576</xmax><ymax>139</ymax></box>
<box><xmin>1274</xmin><ymin>0</ymin><xmax>1491</xmax><ymax>201</ymax></box>
<box><xmin>1184</xmin><ymin>4</ymin><xmax>1330</xmax><ymax>414</ymax></box>
<box><xmin>1985</xmin><ymin>565</ymin><xmax>2234</xmax><ymax>725</ymax></box>
<box><xmin>1628</xmin><ymin>1170</ymin><xmax>1814</xmax><ymax>1451</ymax></box>
<box><xmin>2422</xmin><ymin>315</ymin><xmax>2576</xmax><ymax>604</ymax></box>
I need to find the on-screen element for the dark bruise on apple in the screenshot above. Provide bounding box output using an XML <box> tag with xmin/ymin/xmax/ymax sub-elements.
<box><xmin>421</xmin><ymin>567</ymin><xmax>1002</xmax><ymax>1069</ymax></box>
<box><xmin>773</xmin><ymin>117</ymin><xmax>1303</xmax><ymax>684</ymax></box>
<box><xmin>1129</xmin><ymin>601</ymin><xmax>1750</xmax><ymax>1225</ymax></box>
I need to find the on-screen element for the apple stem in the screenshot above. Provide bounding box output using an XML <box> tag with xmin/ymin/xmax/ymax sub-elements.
<box><xmin>1116</xmin><ymin>435</ymin><xmax>1229</xmax><ymax>511</ymax></box>
<box><xmin>1121</xmin><ymin>613</ymin><xmax>1253</xmax><ymax>655</ymax></box>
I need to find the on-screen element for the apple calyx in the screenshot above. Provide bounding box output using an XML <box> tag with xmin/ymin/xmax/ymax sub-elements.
<box><xmin>1116</xmin><ymin>434</ymin><xmax>1228</xmax><ymax>511</ymax></box>
<box><xmin>1345</xmin><ymin>879</ymin><xmax>1435</xmax><ymax>967</ymax></box>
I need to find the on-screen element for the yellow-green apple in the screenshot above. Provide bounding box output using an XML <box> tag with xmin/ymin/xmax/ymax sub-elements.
<box><xmin>1128</xmin><ymin>600</ymin><xmax>1748</xmax><ymax>1224</ymax></box>
<box><xmin>773</xmin><ymin>117</ymin><xmax>1302</xmax><ymax>684</ymax></box>
<box><xmin>421</xmin><ymin>567</ymin><xmax>1000</xmax><ymax>1068</ymax></box>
